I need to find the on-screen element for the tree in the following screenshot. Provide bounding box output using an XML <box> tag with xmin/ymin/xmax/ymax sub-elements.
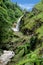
<box><xmin>3</xmin><ymin>0</ymin><xmax>9</xmax><ymax>2</ymax></box>
<box><xmin>41</xmin><ymin>0</ymin><xmax>43</xmax><ymax>3</ymax></box>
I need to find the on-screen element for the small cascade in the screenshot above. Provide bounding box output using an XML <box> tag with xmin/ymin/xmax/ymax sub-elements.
<box><xmin>0</xmin><ymin>50</ymin><xmax>15</xmax><ymax>65</ymax></box>
<box><xmin>12</xmin><ymin>15</ymin><xmax>23</xmax><ymax>32</ymax></box>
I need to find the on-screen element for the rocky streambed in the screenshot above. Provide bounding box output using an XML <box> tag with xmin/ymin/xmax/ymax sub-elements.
<box><xmin>0</xmin><ymin>50</ymin><xmax>15</xmax><ymax>65</ymax></box>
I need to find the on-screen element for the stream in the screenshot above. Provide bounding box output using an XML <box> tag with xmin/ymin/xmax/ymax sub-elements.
<box><xmin>0</xmin><ymin>50</ymin><xmax>15</xmax><ymax>65</ymax></box>
<box><xmin>0</xmin><ymin>16</ymin><xmax>23</xmax><ymax>65</ymax></box>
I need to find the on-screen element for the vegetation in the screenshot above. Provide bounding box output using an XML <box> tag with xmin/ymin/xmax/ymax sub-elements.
<box><xmin>0</xmin><ymin>0</ymin><xmax>43</xmax><ymax>65</ymax></box>
<box><xmin>0</xmin><ymin>0</ymin><xmax>23</xmax><ymax>48</ymax></box>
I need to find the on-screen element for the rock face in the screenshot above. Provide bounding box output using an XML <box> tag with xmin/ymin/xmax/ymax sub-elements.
<box><xmin>13</xmin><ymin>23</ymin><xmax>17</xmax><ymax>27</ymax></box>
<box><xmin>0</xmin><ymin>50</ymin><xmax>15</xmax><ymax>65</ymax></box>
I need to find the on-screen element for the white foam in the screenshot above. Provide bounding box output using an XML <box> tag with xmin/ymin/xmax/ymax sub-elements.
<box><xmin>12</xmin><ymin>16</ymin><xmax>23</xmax><ymax>32</ymax></box>
<box><xmin>0</xmin><ymin>50</ymin><xmax>15</xmax><ymax>65</ymax></box>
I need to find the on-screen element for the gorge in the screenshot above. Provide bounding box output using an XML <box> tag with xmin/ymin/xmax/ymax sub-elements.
<box><xmin>0</xmin><ymin>0</ymin><xmax>43</xmax><ymax>65</ymax></box>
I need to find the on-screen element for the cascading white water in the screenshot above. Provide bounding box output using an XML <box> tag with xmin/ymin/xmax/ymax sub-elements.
<box><xmin>0</xmin><ymin>50</ymin><xmax>15</xmax><ymax>65</ymax></box>
<box><xmin>12</xmin><ymin>16</ymin><xmax>23</xmax><ymax>32</ymax></box>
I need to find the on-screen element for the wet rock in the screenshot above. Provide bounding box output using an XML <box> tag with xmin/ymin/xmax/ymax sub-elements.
<box><xmin>13</xmin><ymin>23</ymin><xmax>17</xmax><ymax>27</ymax></box>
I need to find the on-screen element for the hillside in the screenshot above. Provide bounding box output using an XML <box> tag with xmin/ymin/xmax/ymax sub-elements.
<box><xmin>0</xmin><ymin>0</ymin><xmax>43</xmax><ymax>65</ymax></box>
<box><xmin>0</xmin><ymin>0</ymin><xmax>23</xmax><ymax>44</ymax></box>
<box><xmin>7</xmin><ymin>1</ymin><xmax>43</xmax><ymax>65</ymax></box>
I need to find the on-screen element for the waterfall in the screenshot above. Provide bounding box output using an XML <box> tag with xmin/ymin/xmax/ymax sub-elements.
<box><xmin>12</xmin><ymin>16</ymin><xmax>23</xmax><ymax>32</ymax></box>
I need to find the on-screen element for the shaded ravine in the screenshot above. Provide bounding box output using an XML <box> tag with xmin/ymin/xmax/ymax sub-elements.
<box><xmin>12</xmin><ymin>15</ymin><xmax>23</xmax><ymax>32</ymax></box>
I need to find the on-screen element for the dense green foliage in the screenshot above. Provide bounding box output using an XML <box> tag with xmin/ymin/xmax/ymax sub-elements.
<box><xmin>0</xmin><ymin>0</ymin><xmax>23</xmax><ymax>48</ymax></box>
<box><xmin>0</xmin><ymin>0</ymin><xmax>43</xmax><ymax>65</ymax></box>
<box><xmin>7</xmin><ymin>1</ymin><xmax>43</xmax><ymax>65</ymax></box>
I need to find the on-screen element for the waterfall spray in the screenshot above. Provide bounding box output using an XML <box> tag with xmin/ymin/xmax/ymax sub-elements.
<box><xmin>12</xmin><ymin>16</ymin><xmax>23</xmax><ymax>32</ymax></box>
